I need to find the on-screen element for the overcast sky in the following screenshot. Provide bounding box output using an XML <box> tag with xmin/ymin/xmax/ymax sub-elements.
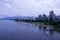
<box><xmin>0</xmin><ymin>0</ymin><xmax>60</xmax><ymax>17</ymax></box>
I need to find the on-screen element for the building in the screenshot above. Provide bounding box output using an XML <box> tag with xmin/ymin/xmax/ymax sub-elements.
<box><xmin>35</xmin><ymin>15</ymin><xmax>43</xmax><ymax>21</ymax></box>
<box><xmin>48</xmin><ymin>10</ymin><xmax>56</xmax><ymax>21</ymax></box>
<box><xmin>42</xmin><ymin>14</ymin><xmax>48</xmax><ymax>21</ymax></box>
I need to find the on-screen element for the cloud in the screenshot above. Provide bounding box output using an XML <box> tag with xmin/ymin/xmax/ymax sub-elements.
<box><xmin>0</xmin><ymin>0</ymin><xmax>60</xmax><ymax>17</ymax></box>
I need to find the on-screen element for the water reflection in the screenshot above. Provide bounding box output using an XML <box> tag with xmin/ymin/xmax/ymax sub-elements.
<box><xmin>38</xmin><ymin>25</ymin><xmax>42</xmax><ymax>30</ymax></box>
<box><xmin>38</xmin><ymin>25</ymin><xmax>56</xmax><ymax>40</ymax></box>
<box><xmin>43</xmin><ymin>27</ymin><xmax>47</xmax><ymax>31</ymax></box>
<box><xmin>0</xmin><ymin>20</ymin><xmax>60</xmax><ymax>40</ymax></box>
<box><xmin>49</xmin><ymin>30</ymin><xmax>54</xmax><ymax>36</ymax></box>
<box><xmin>38</xmin><ymin>25</ymin><xmax>54</xmax><ymax>36</ymax></box>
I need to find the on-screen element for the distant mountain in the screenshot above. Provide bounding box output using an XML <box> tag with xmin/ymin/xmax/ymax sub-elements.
<box><xmin>0</xmin><ymin>17</ymin><xmax>19</xmax><ymax>20</ymax></box>
<box><xmin>0</xmin><ymin>16</ymin><xmax>35</xmax><ymax>20</ymax></box>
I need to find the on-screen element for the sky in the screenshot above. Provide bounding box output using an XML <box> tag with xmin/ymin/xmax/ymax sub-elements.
<box><xmin>0</xmin><ymin>0</ymin><xmax>60</xmax><ymax>17</ymax></box>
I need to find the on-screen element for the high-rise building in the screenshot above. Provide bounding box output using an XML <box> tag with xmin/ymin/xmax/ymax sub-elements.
<box><xmin>48</xmin><ymin>10</ymin><xmax>56</xmax><ymax>20</ymax></box>
<box><xmin>42</xmin><ymin>14</ymin><xmax>48</xmax><ymax>21</ymax></box>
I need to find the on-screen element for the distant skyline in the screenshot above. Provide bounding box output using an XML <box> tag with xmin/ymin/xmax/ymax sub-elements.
<box><xmin>0</xmin><ymin>0</ymin><xmax>60</xmax><ymax>17</ymax></box>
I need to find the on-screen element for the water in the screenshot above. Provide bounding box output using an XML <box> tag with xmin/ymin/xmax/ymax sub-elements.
<box><xmin>0</xmin><ymin>20</ymin><xmax>60</xmax><ymax>40</ymax></box>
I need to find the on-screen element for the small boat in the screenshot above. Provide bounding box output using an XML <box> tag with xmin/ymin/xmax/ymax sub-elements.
<box><xmin>46</xmin><ymin>27</ymin><xmax>50</xmax><ymax>31</ymax></box>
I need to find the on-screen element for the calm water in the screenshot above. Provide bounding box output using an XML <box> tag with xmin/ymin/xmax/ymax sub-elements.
<box><xmin>0</xmin><ymin>20</ymin><xmax>60</xmax><ymax>40</ymax></box>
